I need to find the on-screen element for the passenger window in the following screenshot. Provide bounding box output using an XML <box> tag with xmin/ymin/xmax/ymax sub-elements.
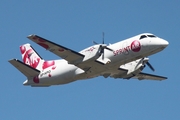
<box><xmin>140</xmin><ymin>35</ymin><xmax>147</xmax><ymax>39</ymax></box>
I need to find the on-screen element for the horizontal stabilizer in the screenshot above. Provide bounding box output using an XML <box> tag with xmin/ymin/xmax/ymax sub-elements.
<box><xmin>8</xmin><ymin>59</ymin><xmax>40</xmax><ymax>77</ymax></box>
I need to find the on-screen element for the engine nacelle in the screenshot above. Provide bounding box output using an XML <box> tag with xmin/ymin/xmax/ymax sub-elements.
<box><xmin>120</xmin><ymin>58</ymin><xmax>148</xmax><ymax>78</ymax></box>
<box><xmin>80</xmin><ymin>45</ymin><xmax>102</xmax><ymax>62</ymax></box>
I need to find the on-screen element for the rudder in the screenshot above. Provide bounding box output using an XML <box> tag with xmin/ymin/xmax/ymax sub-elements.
<box><xmin>20</xmin><ymin>43</ymin><xmax>44</xmax><ymax>71</ymax></box>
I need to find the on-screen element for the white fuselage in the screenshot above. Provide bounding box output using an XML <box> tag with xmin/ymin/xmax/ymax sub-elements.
<box><xmin>24</xmin><ymin>33</ymin><xmax>168</xmax><ymax>86</ymax></box>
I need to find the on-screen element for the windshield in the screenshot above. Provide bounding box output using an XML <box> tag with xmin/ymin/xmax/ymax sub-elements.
<box><xmin>140</xmin><ymin>35</ymin><xmax>147</xmax><ymax>39</ymax></box>
<box><xmin>147</xmin><ymin>35</ymin><xmax>156</xmax><ymax>38</ymax></box>
<box><xmin>140</xmin><ymin>34</ymin><xmax>157</xmax><ymax>40</ymax></box>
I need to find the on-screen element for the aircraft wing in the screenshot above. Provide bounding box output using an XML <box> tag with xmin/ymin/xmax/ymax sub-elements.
<box><xmin>133</xmin><ymin>72</ymin><xmax>167</xmax><ymax>81</ymax></box>
<box><xmin>109</xmin><ymin>68</ymin><xmax>167</xmax><ymax>81</ymax></box>
<box><xmin>27</xmin><ymin>35</ymin><xmax>85</xmax><ymax>65</ymax></box>
<box><xmin>27</xmin><ymin>34</ymin><xmax>109</xmax><ymax>72</ymax></box>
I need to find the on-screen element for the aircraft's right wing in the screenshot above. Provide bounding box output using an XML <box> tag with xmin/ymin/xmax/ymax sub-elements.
<box><xmin>27</xmin><ymin>35</ymin><xmax>85</xmax><ymax>65</ymax></box>
<box><xmin>27</xmin><ymin>34</ymin><xmax>108</xmax><ymax>72</ymax></box>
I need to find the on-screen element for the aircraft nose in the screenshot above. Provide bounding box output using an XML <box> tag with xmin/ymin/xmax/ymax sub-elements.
<box><xmin>146</xmin><ymin>38</ymin><xmax>169</xmax><ymax>52</ymax></box>
<box><xmin>160</xmin><ymin>39</ymin><xmax>169</xmax><ymax>48</ymax></box>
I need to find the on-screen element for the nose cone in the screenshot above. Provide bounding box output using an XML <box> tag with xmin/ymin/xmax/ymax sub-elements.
<box><xmin>160</xmin><ymin>39</ymin><xmax>169</xmax><ymax>48</ymax></box>
<box><xmin>144</xmin><ymin>38</ymin><xmax>169</xmax><ymax>54</ymax></box>
<box><xmin>150</xmin><ymin>38</ymin><xmax>169</xmax><ymax>49</ymax></box>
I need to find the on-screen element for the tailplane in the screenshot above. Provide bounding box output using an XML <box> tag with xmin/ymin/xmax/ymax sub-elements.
<box><xmin>20</xmin><ymin>44</ymin><xmax>44</xmax><ymax>71</ymax></box>
<box><xmin>8</xmin><ymin>59</ymin><xmax>40</xmax><ymax>78</ymax></box>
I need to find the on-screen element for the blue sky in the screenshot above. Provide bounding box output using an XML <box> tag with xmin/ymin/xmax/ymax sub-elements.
<box><xmin>1</xmin><ymin>0</ymin><xmax>179</xmax><ymax>119</ymax></box>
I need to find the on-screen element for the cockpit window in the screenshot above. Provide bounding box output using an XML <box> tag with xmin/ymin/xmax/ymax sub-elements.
<box><xmin>147</xmin><ymin>35</ymin><xmax>156</xmax><ymax>38</ymax></box>
<box><xmin>140</xmin><ymin>35</ymin><xmax>147</xmax><ymax>39</ymax></box>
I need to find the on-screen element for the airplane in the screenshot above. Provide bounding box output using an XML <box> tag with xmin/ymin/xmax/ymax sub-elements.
<box><xmin>8</xmin><ymin>33</ymin><xmax>169</xmax><ymax>87</ymax></box>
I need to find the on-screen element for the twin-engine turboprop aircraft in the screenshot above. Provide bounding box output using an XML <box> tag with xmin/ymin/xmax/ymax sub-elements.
<box><xmin>9</xmin><ymin>33</ymin><xmax>169</xmax><ymax>87</ymax></box>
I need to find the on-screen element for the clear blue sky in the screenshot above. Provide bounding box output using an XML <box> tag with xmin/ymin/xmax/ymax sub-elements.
<box><xmin>1</xmin><ymin>0</ymin><xmax>179</xmax><ymax>119</ymax></box>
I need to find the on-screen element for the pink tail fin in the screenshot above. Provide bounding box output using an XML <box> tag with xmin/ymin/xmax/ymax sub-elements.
<box><xmin>20</xmin><ymin>44</ymin><xmax>44</xmax><ymax>71</ymax></box>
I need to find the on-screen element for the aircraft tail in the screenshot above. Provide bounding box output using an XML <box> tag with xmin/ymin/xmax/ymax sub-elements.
<box><xmin>20</xmin><ymin>44</ymin><xmax>44</xmax><ymax>71</ymax></box>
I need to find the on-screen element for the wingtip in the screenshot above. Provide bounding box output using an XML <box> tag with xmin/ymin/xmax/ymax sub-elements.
<box><xmin>27</xmin><ymin>34</ymin><xmax>36</xmax><ymax>39</ymax></box>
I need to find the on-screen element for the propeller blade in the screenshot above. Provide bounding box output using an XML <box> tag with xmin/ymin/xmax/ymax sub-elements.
<box><xmin>146</xmin><ymin>62</ymin><xmax>155</xmax><ymax>71</ymax></box>
<box><xmin>93</xmin><ymin>32</ymin><xmax>113</xmax><ymax>60</ymax></box>
<box><xmin>105</xmin><ymin>46</ymin><xmax>113</xmax><ymax>51</ymax></box>
<box><xmin>93</xmin><ymin>41</ymin><xmax>98</xmax><ymax>45</ymax></box>
<box><xmin>102</xmin><ymin>48</ymin><xmax>104</xmax><ymax>60</ymax></box>
<box><xmin>102</xmin><ymin>32</ymin><xmax>104</xmax><ymax>44</ymax></box>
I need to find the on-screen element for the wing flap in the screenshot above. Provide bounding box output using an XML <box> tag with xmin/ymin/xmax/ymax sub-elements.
<box><xmin>27</xmin><ymin>35</ymin><xmax>84</xmax><ymax>64</ymax></box>
<box><xmin>9</xmin><ymin>59</ymin><xmax>40</xmax><ymax>77</ymax></box>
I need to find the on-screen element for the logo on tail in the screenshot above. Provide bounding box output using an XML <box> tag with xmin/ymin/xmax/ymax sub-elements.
<box><xmin>20</xmin><ymin>44</ymin><xmax>43</xmax><ymax>70</ymax></box>
<box><xmin>20</xmin><ymin>44</ymin><xmax>57</xmax><ymax>72</ymax></box>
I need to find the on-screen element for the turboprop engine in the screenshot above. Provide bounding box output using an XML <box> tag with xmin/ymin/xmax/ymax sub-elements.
<box><xmin>79</xmin><ymin>32</ymin><xmax>113</xmax><ymax>64</ymax></box>
<box><xmin>80</xmin><ymin>44</ymin><xmax>113</xmax><ymax>63</ymax></box>
<box><xmin>120</xmin><ymin>57</ymin><xmax>154</xmax><ymax>79</ymax></box>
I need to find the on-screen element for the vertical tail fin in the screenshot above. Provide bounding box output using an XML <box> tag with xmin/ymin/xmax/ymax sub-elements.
<box><xmin>20</xmin><ymin>44</ymin><xmax>44</xmax><ymax>71</ymax></box>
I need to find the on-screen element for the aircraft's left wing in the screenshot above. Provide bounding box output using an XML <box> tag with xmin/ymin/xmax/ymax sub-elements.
<box><xmin>27</xmin><ymin>35</ymin><xmax>85</xmax><ymax>65</ymax></box>
<box><xmin>109</xmin><ymin>68</ymin><xmax>167</xmax><ymax>81</ymax></box>
<box><xmin>133</xmin><ymin>72</ymin><xmax>167</xmax><ymax>81</ymax></box>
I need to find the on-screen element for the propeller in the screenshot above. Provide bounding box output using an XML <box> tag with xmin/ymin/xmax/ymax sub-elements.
<box><xmin>146</xmin><ymin>61</ymin><xmax>155</xmax><ymax>71</ymax></box>
<box><xmin>93</xmin><ymin>32</ymin><xmax>113</xmax><ymax>59</ymax></box>
<box><xmin>142</xmin><ymin>57</ymin><xmax>155</xmax><ymax>71</ymax></box>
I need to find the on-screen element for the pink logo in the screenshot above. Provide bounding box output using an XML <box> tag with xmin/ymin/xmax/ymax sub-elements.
<box><xmin>33</xmin><ymin>76</ymin><xmax>39</xmax><ymax>83</ymax></box>
<box><xmin>59</xmin><ymin>48</ymin><xmax>64</xmax><ymax>52</ymax></box>
<box><xmin>42</xmin><ymin>61</ymin><xmax>55</xmax><ymax>70</ymax></box>
<box><xmin>22</xmin><ymin>48</ymin><xmax>40</xmax><ymax>68</ymax></box>
<box><xmin>131</xmin><ymin>40</ymin><xmax>141</xmax><ymax>52</ymax></box>
<box><xmin>20</xmin><ymin>45</ymin><xmax>26</xmax><ymax>54</ymax></box>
